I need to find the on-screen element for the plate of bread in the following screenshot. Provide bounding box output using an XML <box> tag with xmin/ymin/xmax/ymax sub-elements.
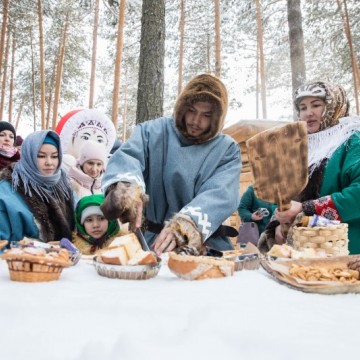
<box><xmin>94</xmin><ymin>233</ymin><xmax>161</xmax><ymax>280</ymax></box>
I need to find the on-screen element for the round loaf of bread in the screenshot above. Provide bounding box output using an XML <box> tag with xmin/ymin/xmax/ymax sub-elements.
<box><xmin>168</xmin><ymin>252</ymin><xmax>234</xmax><ymax>280</ymax></box>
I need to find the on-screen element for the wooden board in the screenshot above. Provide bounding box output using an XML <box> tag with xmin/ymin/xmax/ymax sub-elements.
<box><xmin>246</xmin><ymin>122</ymin><xmax>308</xmax><ymax>211</ymax></box>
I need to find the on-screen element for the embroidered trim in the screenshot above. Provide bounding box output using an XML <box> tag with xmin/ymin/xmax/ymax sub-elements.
<box><xmin>180</xmin><ymin>206</ymin><xmax>212</xmax><ymax>239</ymax></box>
<box><xmin>313</xmin><ymin>195</ymin><xmax>341</xmax><ymax>221</ymax></box>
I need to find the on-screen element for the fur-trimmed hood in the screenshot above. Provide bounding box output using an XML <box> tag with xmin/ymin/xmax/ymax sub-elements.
<box><xmin>174</xmin><ymin>73</ymin><xmax>228</xmax><ymax>144</ymax></box>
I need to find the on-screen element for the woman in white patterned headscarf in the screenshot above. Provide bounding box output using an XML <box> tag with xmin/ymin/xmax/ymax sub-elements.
<box><xmin>260</xmin><ymin>81</ymin><xmax>360</xmax><ymax>254</ymax></box>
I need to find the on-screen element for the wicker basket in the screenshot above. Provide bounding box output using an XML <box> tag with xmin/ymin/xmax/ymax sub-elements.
<box><xmin>292</xmin><ymin>223</ymin><xmax>349</xmax><ymax>257</ymax></box>
<box><xmin>5</xmin><ymin>259</ymin><xmax>65</xmax><ymax>282</ymax></box>
<box><xmin>1</xmin><ymin>247</ymin><xmax>72</xmax><ymax>282</ymax></box>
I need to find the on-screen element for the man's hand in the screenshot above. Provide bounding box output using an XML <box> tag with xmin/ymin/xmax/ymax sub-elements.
<box><xmin>100</xmin><ymin>182</ymin><xmax>149</xmax><ymax>229</ymax></box>
<box><xmin>152</xmin><ymin>228</ymin><xmax>177</xmax><ymax>256</ymax></box>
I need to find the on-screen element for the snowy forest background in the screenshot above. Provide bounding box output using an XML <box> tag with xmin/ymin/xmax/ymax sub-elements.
<box><xmin>0</xmin><ymin>0</ymin><xmax>359</xmax><ymax>139</ymax></box>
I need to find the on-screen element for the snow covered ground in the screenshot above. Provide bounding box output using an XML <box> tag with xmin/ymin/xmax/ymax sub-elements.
<box><xmin>0</xmin><ymin>256</ymin><xmax>359</xmax><ymax>360</ymax></box>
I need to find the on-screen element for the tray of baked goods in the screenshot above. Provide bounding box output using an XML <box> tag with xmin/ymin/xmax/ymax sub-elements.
<box><xmin>261</xmin><ymin>251</ymin><xmax>360</xmax><ymax>294</ymax></box>
<box><xmin>93</xmin><ymin>233</ymin><xmax>161</xmax><ymax>280</ymax></box>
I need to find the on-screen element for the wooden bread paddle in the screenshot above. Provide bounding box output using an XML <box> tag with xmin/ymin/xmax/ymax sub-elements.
<box><xmin>246</xmin><ymin>122</ymin><xmax>308</xmax><ymax>237</ymax></box>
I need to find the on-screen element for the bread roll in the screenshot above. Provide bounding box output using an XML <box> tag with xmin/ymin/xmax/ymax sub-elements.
<box><xmin>127</xmin><ymin>250</ymin><xmax>157</xmax><ymax>266</ymax></box>
<box><xmin>168</xmin><ymin>252</ymin><xmax>234</xmax><ymax>280</ymax></box>
<box><xmin>99</xmin><ymin>233</ymin><xmax>159</xmax><ymax>266</ymax></box>
<box><xmin>100</xmin><ymin>246</ymin><xmax>129</xmax><ymax>265</ymax></box>
<box><xmin>109</xmin><ymin>233</ymin><xmax>141</xmax><ymax>258</ymax></box>
<box><xmin>267</xmin><ymin>244</ymin><xmax>292</xmax><ymax>258</ymax></box>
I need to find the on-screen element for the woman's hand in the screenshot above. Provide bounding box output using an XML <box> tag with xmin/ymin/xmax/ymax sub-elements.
<box><xmin>274</xmin><ymin>225</ymin><xmax>286</xmax><ymax>244</ymax></box>
<box><xmin>251</xmin><ymin>210</ymin><xmax>263</xmax><ymax>221</ymax></box>
<box><xmin>275</xmin><ymin>201</ymin><xmax>302</xmax><ymax>224</ymax></box>
<box><xmin>152</xmin><ymin>228</ymin><xmax>177</xmax><ymax>256</ymax></box>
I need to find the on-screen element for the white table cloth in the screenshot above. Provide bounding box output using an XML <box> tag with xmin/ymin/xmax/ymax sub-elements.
<box><xmin>0</xmin><ymin>257</ymin><xmax>358</xmax><ymax>360</ymax></box>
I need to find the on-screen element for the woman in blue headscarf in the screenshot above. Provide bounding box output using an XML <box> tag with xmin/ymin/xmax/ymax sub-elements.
<box><xmin>0</xmin><ymin>130</ymin><xmax>75</xmax><ymax>244</ymax></box>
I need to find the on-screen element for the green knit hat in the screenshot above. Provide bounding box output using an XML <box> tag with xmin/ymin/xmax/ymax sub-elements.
<box><xmin>75</xmin><ymin>194</ymin><xmax>119</xmax><ymax>242</ymax></box>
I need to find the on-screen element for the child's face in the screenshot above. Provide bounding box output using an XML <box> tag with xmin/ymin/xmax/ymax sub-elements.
<box><xmin>83</xmin><ymin>215</ymin><xmax>108</xmax><ymax>239</ymax></box>
<box><xmin>82</xmin><ymin>160</ymin><xmax>104</xmax><ymax>179</ymax></box>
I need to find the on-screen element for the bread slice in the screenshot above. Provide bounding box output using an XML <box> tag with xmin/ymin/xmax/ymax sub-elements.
<box><xmin>109</xmin><ymin>233</ymin><xmax>141</xmax><ymax>258</ymax></box>
<box><xmin>100</xmin><ymin>246</ymin><xmax>129</xmax><ymax>265</ymax></box>
<box><xmin>127</xmin><ymin>250</ymin><xmax>157</xmax><ymax>266</ymax></box>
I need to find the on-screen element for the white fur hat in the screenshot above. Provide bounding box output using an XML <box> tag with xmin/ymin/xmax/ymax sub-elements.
<box><xmin>55</xmin><ymin>108</ymin><xmax>116</xmax><ymax>157</ymax></box>
<box><xmin>80</xmin><ymin>206</ymin><xmax>104</xmax><ymax>224</ymax></box>
<box><xmin>78</xmin><ymin>141</ymin><xmax>108</xmax><ymax>168</ymax></box>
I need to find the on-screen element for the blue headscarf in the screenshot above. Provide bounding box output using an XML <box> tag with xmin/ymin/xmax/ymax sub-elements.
<box><xmin>12</xmin><ymin>130</ymin><xmax>72</xmax><ymax>202</ymax></box>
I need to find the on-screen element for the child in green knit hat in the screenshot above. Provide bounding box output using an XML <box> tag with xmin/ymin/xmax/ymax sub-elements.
<box><xmin>73</xmin><ymin>194</ymin><xmax>124</xmax><ymax>255</ymax></box>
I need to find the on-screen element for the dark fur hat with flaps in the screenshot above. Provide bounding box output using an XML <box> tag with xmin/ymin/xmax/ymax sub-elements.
<box><xmin>174</xmin><ymin>73</ymin><xmax>228</xmax><ymax>144</ymax></box>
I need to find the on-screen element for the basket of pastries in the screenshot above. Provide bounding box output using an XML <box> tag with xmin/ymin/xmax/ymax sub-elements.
<box><xmin>94</xmin><ymin>233</ymin><xmax>161</xmax><ymax>280</ymax></box>
<box><xmin>1</xmin><ymin>245</ymin><xmax>72</xmax><ymax>282</ymax></box>
<box><xmin>167</xmin><ymin>252</ymin><xmax>235</xmax><ymax>280</ymax></box>
<box><xmin>291</xmin><ymin>215</ymin><xmax>349</xmax><ymax>257</ymax></box>
<box><xmin>20</xmin><ymin>238</ymin><xmax>81</xmax><ymax>266</ymax></box>
<box><xmin>222</xmin><ymin>242</ymin><xmax>260</xmax><ymax>271</ymax></box>
<box><xmin>261</xmin><ymin>254</ymin><xmax>360</xmax><ymax>294</ymax></box>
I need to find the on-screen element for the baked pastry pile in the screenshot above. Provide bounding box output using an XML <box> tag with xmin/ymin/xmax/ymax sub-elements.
<box><xmin>267</xmin><ymin>244</ymin><xmax>327</xmax><ymax>259</ymax></box>
<box><xmin>1</xmin><ymin>247</ymin><xmax>72</xmax><ymax>267</ymax></box>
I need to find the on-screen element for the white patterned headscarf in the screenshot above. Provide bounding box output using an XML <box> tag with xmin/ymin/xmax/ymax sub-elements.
<box><xmin>294</xmin><ymin>81</ymin><xmax>349</xmax><ymax>131</ymax></box>
<box><xmin>12</xmin><ymin>130</ymin><xmax>73</xmax><ymax>202</ymax></box>
<box><xmin>294</xmin><ymin>82</ymin><xmax>360</xmax><ymax>176</ymax></box>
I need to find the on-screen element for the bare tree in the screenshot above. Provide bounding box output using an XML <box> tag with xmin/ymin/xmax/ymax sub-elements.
<box><xmin>30</xmin><ymin>27</ymin><xmax>37</xmax><ymax>131</ymax></box>
<box><xmin>0</xmin><ymin>26</ymin><xmax>10</xmax><ymax>119</ymax></box>
<box><xmin>136</xmin><ymin>0</ymin><xmax>165</xmax><ymax>124</ymax></box>
<box><xmin>8</xmin><ymin>29</ymin><xmax>15</xmax><ymax>123</ymax></box>
<box><xmin>122</xmin><ymin>66</ymin><xmax>128</xmax><ymax>142</ymax></box>
<box><xmin>255</xmin><ymin>0</ymin><xmax>267</xmax><ymax>119</ymax></box>
<box><xmin>15</xmin><ymin>102</ymin><xmax>23</xmax><ymax>131</ymax></box>
<box><xmin>111</xmin><ymin>0</ymin><xmax>126</xmax><ymax>130</ymax></box>
<box><xmin>337</xmin><ymin>0</ymin><xmax>359</xmax><ymax>114</ymax></box>
<box><xmin>37</xmin><ymin>0</ymin><xmax>46</xmax><ymax>129</ymax></box>
<box><xmin>0</xmin><ymin>0</ymin><xmax>9</xmax><ymax>80</ymax></box>
<box><xmin>89</xmin><ymin>0</ymin><xmax>100</xmax><ymax>108</ymax></box>
<box><xmin>214</xmin><ymin>0</ymin><xmax>221</xmax><ymax>77</ymax></box>
<box><xmin>177</xmin><ymin>0</ymin><xmax>185</xmax><ymax>95</ymax></box>
<box><xmin>52</xmin><ymin>8</ymin><xmax>71</xmax><ymax>129</ymax></box>
<box><xmin>287</xmin><ymin>0</ymin><xmax>306</xmax><ymax>103</ymax></box>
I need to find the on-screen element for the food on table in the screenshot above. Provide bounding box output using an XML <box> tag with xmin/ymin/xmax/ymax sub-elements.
<box><xmin>99</xmin><ymin>233</ymin><xmax>157</xmax><ymax>266</ymax></box>
<box><xmin>168</xmin><ymin>252</ymin><xmax>234</xmax><ymax>280</ymax></box>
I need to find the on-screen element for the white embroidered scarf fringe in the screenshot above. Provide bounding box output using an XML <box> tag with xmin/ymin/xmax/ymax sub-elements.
<box><xmin>308</xmin><ymin>116</ymin><xmax>360</xmax><ymax>177</ymax></box>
